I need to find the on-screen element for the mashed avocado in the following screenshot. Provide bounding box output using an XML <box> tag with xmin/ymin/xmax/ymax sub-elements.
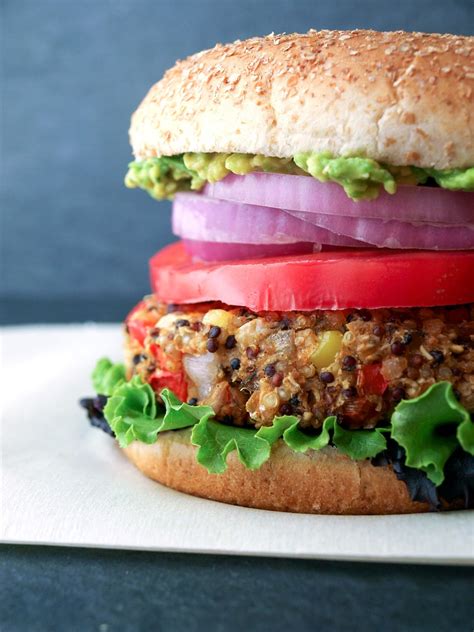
<box><xmin>184</xmin><ymin>152</ymin><xmax>305</xmax><ymax>181</ymax></box>
<box><xmin>294</xmin><ymin>153</ymin><xmax>399</xmax><ymax>199</ymax></box>
<box><xmin>125</xmin><ymin>152</ymin><xmax>474</xmax><ymax>201</ymax></box>
<box><xmin>412</xmin><ymin>166</ymin><xmax>474</xmax><ymax>191</ymax></box>
<box><xmin>124</xmin><ymin>156</ymin><xmax>205</xmax><ymax>199</ymax></box>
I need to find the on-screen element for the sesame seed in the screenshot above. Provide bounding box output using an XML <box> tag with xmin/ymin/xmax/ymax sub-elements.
<box><xmin>132</xmin><ymin>29</ymin><xmax>472</xmax><ymax>168</ymax></box>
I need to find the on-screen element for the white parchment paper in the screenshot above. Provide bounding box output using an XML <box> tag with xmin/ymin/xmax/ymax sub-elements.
<box><xmin>1</xmin><ymin>324</ymin><xmax>473</xmax><ymax>564</ymax></box>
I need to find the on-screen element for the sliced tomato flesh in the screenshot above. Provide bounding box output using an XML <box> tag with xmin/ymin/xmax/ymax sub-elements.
<box><xmin>357</xmin><ymin>363</ymin><xmax>388</xmax><ymax>396</ymax></box>
<box><xmin>149</xmin><ymin>241</ymin><xmax>474</xmax><ymax>311</ymax></box>
<box><xmin>126</xmin><ymin>306</ymin><xmax>188</xmax><ymax>400</ymax></box>
<box><xmin>149</xmin><ymin>370</ymin><xmax>188</xmax><ymax>402</ymax></box>
<box><xmin>126</xmin><ymin>300</ymin><xmax>159</xmax><ymax>345</ymax></box>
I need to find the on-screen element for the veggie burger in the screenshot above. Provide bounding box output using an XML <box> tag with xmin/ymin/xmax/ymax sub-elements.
<box><xmin>82</xmin><ymin>29</ymin><xmax>474</xmax><ymax>514</ymax></box>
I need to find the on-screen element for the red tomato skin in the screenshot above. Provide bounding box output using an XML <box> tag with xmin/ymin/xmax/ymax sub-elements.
<box><xmin>149</xmin><ymin>343</ymin><xmax>166</xmax><ymax>365</ymax></box>
<box><xmin>149</xmin><ymin>370</ymin><xmax>188</xmax><ymax>402</ymax></box>
<box><xmin>149</xmin><ymin>241</ymin><xmax>474</xmax><ymax>312</ymax></box>
<box><xmin>125</xmin><ymin>301</ymin><xmax>158</xmax><ymax>345</ymax></box>
<box><xmin>126</xmin><ymin>318</ymin><xmax>148</xmax><ymax>346</ymax></box>
<box><xmin>125</xmin><ymin>304</ymin><xmax>188</xmax><ymax>401</ymax></box>
<box><xmin>357</xmin><ymin>364</ymin><xmax>388</xmax><ymax>396</ymax></box>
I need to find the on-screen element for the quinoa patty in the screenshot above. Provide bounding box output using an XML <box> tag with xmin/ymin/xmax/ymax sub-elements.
<box><xmin>126</xmin><ymin>296</ymin><xmax>474</xmax><ymax>430</ymax></box>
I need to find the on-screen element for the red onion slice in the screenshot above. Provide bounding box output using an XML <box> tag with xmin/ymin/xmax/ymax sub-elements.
<box><xmin>205</xmin><ymin>173</ymin><xmax>474</xmax><ymax>225</ymax></box>
<box><xmin>174</xmin><ymin>191</ymin><xmax>473</xmax><ymax>253</ymax></box>
<box><xmin>285</xmin><ymin>209</ymin><xmax>474</xmax><ymax>250</ymax></box>
<box><xmin>173</xmin><ymin>193</ymin><xmax>363</xmax><ymax>247</ymax></box>
<box><xmin>183</xmin><ymin>239</ymin><xmax>318</xmax><ymax>261</ymax></box>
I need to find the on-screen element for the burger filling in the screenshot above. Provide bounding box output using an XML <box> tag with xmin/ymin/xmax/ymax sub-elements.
<box><xmin>126</xmin><ymin>296</ymin><xmax>474</xmax><ymax>430</ymax></box>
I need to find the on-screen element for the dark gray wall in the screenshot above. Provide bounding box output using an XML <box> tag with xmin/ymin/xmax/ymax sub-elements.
<box><xmin>2</xmin><ymin>0</ymin><xmax>473</xmax><ymax>317</ymax></box>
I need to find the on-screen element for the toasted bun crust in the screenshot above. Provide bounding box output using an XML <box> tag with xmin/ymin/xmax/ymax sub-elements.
<box><xmin>124</xmin><ymin>429</ymin><xmax>434</xmax><ymax>514</ymax></box>
<box><xmin>130</xmin><ymin>30</ymin><xmax>474</xmax><ymax>169</ymax></box>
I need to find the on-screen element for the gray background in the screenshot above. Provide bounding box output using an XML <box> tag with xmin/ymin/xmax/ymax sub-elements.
<box><xmin>2</xmin><ymin>0</ymin><xmax>474</xmax><ymax>320</ymax></box>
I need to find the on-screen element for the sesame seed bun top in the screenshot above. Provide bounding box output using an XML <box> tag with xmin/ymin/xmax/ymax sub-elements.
<box><xmin>129</xmin><ymin>29</ymin><xmax>474</xmax><ymax>169</ymax></box>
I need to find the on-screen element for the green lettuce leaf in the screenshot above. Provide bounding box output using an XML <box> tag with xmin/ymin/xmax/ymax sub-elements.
<box><xmin>104</xmin><ymin>376</ymin><xmax>161</xmax><ymax>447</ymax></box>
<box><xmin>391</xmin><ymin>382</ymin><xmax>472</xmax><ymax>485</ymax></box>
<box><xmin>91</xmin><ymin>359</ymin><xmax>472</xmax><ymax>486</ymax></box>
<box><xmin>457</xmin><ymin>416</ymin><xmax>474</xmax><ymax>456</ymax></box>
<box><xmin>332</xmin><ymin>423</ymin><xmax>388</xmax><ymax>460</ymax></box>
<box><xmin>197</xmin><ymin>413</ymin><xmax>384</xmax><ymax>474</ymax></box>
<box><xmin>102</xmin><ymin>376</ymin><xmax>213</xmax><ymax>447</ymax></box>
<box><xmin>160</xmin><ymin>389</ymin><xmax>214</xmax><ymax>431</ymax></box>
<box><xmin>92</xmin><ymin>358</ymin><xmax>126</xmax><ymax>396</ymax></box>
<box><xmin>255</xmin><ymin>415</ymin><xmax>299</xmax><ymax>445</ymax></box>
<box><xmin>256</xmin><ymin>415</ymin><xmax>332</xmax><ymax>451</ymax></box>
<box><xmin>191</xmin><ymin>418</ymin><xmax>270</xmax><ymax>474</ymax></box>
<box><xmin>256</xmin><ymin>415</ymin><xmax>387</xmax><ymax>459</ymax></box>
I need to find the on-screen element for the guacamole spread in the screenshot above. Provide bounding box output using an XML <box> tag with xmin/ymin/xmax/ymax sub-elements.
<box><xmin>125</xmin><ymin>152</ymin><xmax>474</xmax><ymax>201</ymax></box>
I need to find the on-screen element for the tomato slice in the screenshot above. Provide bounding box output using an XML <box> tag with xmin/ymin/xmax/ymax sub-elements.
<box><xmin>149</xmin><ymin>241</ymin><xmax>474</xmax><ymax>311</ymax></box>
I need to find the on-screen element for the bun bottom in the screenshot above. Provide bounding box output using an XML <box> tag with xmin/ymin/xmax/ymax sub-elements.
<box><xmin>122</xmin><ymin>429</ymin><xmax>440</xmax><ymax>515</ymax></box>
